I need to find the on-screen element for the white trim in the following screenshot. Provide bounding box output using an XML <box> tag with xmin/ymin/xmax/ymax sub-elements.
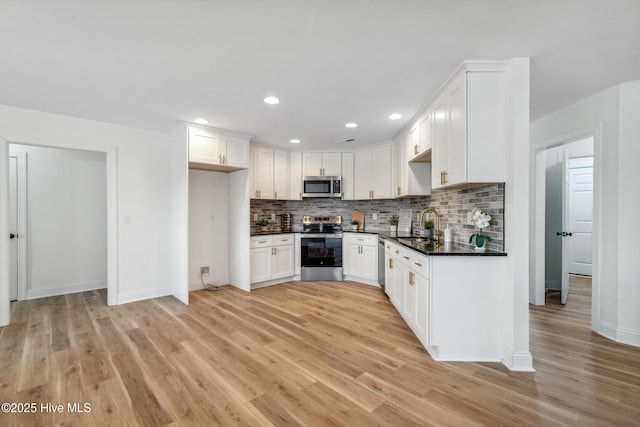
<box><xmin>0</xmin><ymin>136</ymin><xmax>10</xmax><ymax>326</ymax></box>
<box><xmin>598</xmin><ymin>321</ymin><xmax>640</xmax><ymax>347</ymax></box>
<box><xmin>106</xmin><ymin>148</ymin><xmax>118</xmax><ymax>306</ymax></box>
<box><xmin>502</xmin><ymin>347</ymin><xmax>536</xmax><ymax>372</ymax></box>
<box><xmin>342</xmin><ymin>276</ymin><xmax>380</xmax><ymax>287</ymax></box>
<box><xmin>531</xmin><ymin>126</ymin><xmax>600</xmax><ymax>314</ymax></box>
<box><xmin>116</xmin><ymin>287</ymin><xmax>172</xmax><ymax>305</ymax></box>
<box><xmin>8</xmin><ymin>150</ymin><xmax>28</xmax><ymax>301</ymax></box>
<box><xmin>250</xmin><ymin>276</ymin><xmax>298</xmax><ymax>290</ymax></box>
<box><xmin>26</xmin><ymin>280</ymin><xmax>106</xmax><ymax>299</ymax></box>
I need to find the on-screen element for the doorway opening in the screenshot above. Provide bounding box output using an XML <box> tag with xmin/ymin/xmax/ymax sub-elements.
<box><xmin>8</xmin><ymin>144</ymin><xmax>108</xmax><ymax>303</ymax></box>
<box><xmin>533</xmin><ymin>133</ymin><xmax>597</xmax><ymax>328</ymax></box>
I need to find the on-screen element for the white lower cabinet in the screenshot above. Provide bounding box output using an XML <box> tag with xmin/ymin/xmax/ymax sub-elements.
<box><xmin>384</xmin><ymin>238</ymin><xmax>503</xmax><ymax>362</ymax></box>
<box><xmin>250</xmin><ymin>234</ymin><xmax>294</xmax><ymax>285</ymax></box>
<box><xmin>385</xmin><ymin>241</ymin><xmax>428</xmax><ymax>345</ymax></box>
<box><xmin>343</xmin><ymin>233</ymin><xmax>378</xmax><ymax>283</ymax></box>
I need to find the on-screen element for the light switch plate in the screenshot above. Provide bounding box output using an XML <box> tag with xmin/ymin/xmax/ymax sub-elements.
<box><xmin>372</xmin><ymin>213</ymin><xmax>378</xmax><ymax>220</ymax></box>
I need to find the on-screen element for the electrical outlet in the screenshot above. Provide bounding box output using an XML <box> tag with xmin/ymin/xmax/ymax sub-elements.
<box><xmin>254</xmin><ymin>214</ymin><xmax>258</xmax><ymax>221</ymax></box>
<box><xmin>372</xmin><ymin>213</ymin><xmax>378</xmax><ymax>220</ymax></box>
<box><xmin>200</xmin><ymin>266</ymin><xmax>209</xmax><ymax>275</ymax></box>
<box><xmin>271</xmin><ymin>213</ymin><xmax>276</xmax><ymax>221</ymax></box>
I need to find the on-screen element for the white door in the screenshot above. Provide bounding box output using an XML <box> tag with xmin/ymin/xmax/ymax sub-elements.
<box><xmin>9</xmin><ymin>156</ymin><xmax>18</xmax><ymax>301</ymax></box>
<box><xmin>561</xmin><ymin>151</ymin><xmax>570</xmax><ymax>305</ymax></box>
<box><xmin>568</xmin><ymin>157</ymin><xmax>593</xmax><ymax>276</ymax></box>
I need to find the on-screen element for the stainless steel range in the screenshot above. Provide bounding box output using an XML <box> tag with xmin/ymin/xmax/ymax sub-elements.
<box><xmin>300</xmin><ymin>215</ymin><xmax>343</xmax><ymax>281</ymax></box>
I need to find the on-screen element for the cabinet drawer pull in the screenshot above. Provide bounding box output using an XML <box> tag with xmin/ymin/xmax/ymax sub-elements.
<box><xmin>395</xmin><ymin>250</ymin><xmax>399</xmax><ymax>254</ymax></box>
<box><xmin>386</xmin><ymin>245</ymin><xmax>390</xmax><ymax>249</ymax></box>
<box><xmin>403</xmin><ymin>256</ymin><xmax>410</xmax><ymax>260</ymax></box>
<box><xmin>415</xmin><ymin>262</ymin><xmax>423</xmax><ymax>267</ymax></box>
<box><xmin>258</xmin><ymin>240</ymin><xmax>267</xmax><ymax>244</ymax></box>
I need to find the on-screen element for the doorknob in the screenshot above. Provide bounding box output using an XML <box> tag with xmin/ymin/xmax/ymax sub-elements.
<box><xmin>9</xmin><ymin>234</ymin><xmax>17</xmax><ymax>239</ymax></box>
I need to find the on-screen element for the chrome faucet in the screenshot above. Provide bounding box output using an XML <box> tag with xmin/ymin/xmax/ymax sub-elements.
<box><xmin>419</xmin><ymin>208</ymin><xmax>441</xmax><ymax>241</ymax></box>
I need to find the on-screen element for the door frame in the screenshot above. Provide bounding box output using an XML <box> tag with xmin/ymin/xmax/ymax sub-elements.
<box><xmin>9</xmin><ymin>150</ymin><xmax>27</xmax><ymax>301</ymax></box>
<box><xmin>0</xmin><ymin>137</ymin><xmax>118</xmax><ymax>327</ymax></box>
<box><xmin>531</xmin><ymin>125</ymin><xmax>601</xmax><ymax>331</ymax></box>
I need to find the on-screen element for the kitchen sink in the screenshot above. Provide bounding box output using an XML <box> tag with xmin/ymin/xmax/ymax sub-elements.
<box><xmin>397</xmin><ymin>237</ymin><xmax>439</xmax><ymax>252</ymax></box>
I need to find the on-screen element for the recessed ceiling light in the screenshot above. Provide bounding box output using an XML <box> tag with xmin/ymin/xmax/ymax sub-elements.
<box><xmin>194</xmin><ymin>118</ymin><xmax>209</xmax><ymax>125</ymax></box>
<box><xmin>345</xmin><ymin>122</ymin><xmax>357</xmax><ymax>128</ymax></box>
<box><xmin>264</xmin><ymin>96</ymin><xmax>280</xmax><ymax>105</ymax></box>
<box><xmin>290</xmin><ymin>139</ymin><xmax>301</xmax><ymax>144</ymax></box>
<box><xmin>388</xmin><ymin>113</ymin><xmax>402</xmax><ymax>120</ymax></box>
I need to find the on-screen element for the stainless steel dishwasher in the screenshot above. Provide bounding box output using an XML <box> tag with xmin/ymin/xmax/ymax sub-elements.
<box><xmin>378</xmin><ymin>236</ymin><xmax>386</xmax><ymax>293</ymax></box>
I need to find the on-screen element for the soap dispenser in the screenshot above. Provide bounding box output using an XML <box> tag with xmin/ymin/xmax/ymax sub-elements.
<box><xmin>444</xmin><ymin>223</ymin><xmax>452</xmax><ymax>243</ymax></box>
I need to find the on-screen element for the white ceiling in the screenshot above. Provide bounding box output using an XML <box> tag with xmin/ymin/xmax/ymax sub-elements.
<box><xmin>1</xmin><ymin>0</ymin><xmax>639</xmax><ymax>149</ymax></box>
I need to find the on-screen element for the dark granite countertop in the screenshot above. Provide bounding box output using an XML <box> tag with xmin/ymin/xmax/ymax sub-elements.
<box><xmin>250</xmin><ymin>230</ymin><xmax>295</xmax><ymax>236</ymax></box>
<box><xmin>249</xmin><ymin>229</ymin><xmax>506</xmax><ymax>256</ymax></box>
<box><xmin>345</xmin><ymin>230</ymin><xmax>507</xmax><ymax>256</ymax></box>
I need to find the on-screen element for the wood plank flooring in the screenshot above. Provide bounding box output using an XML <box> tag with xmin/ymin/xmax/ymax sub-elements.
<box><xmin>1</xmin><ymin>277</ymin><xmax>639</xmax><ymax>426</ymax></box>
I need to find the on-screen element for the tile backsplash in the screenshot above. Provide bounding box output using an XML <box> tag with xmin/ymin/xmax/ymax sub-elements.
<box><xmin>251</xmin><ymin>183</ymin><xmax>505</xmax><ymax>251</ymax></box>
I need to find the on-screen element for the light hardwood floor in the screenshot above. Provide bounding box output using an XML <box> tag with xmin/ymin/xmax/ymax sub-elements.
<box><xmin>1</xmin><ymin>277</ymin><xmax>639</xmax><ymax>426</ymax></box>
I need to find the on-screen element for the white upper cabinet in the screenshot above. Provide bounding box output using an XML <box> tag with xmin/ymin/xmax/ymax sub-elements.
<box><xmin>419</xmin><ymin>112</ymin><xmax>433</xmax><ymax>154</ymax></box>
<box><xmin>220</xmin><ymin>135</ymin><xmax>250</xmax><ymax>168</ymax></box>
<box><xmin>341</xmin><ymin>152</ymin><xmax>354</xmax><ymax>200</ymax></box>
<box><xmin>187</xmin><ymin>125</ymin><xmax>251</xmax><ymax>172</ymax></box>
<box><xmin>251</xmin><ymin>146</ymin><xmax>274</xmax><ymax>199</ymax></box>
<box><xmin>394</xmin><ymin>133</ymin><xmax>430</xmax><ymax>198</ymax></box>
<box><xmin>302</xmin><ymin>152</ymin><xmax>342</xmax><ymax>176</ymax></box>
<box><xmin>250</xmin><ymin>146</ymin><xmax>292</xmax><ymax>200</ymax></box>
<box><xmin>431</xmin><ymin>63</ymin><xmax>507</xmax><ymax>189</ymax></box>
<box><xmin>272</xmin><ymin>149</ymin><xmax>290</xmax><ymax>200</ymax></box>
<box><xmin>189</xmin><ymin>127</ymin><xmax>220</xmax><ymax>164</ymax></box>
<box><xmin>354</xmin><ymin>144</ymin><xmax>393</xmax><ymax>200</ymax></box>
<box><xmin>290</xmin><ymin>151</ymin><xmax>303</xmax><ymax>200</ymax></box>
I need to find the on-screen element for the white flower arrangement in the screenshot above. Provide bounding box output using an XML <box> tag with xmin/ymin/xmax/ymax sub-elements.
<box><xmin>469</xmin><ymin>205</ymin><xmax>491</xmax><ymax>249</ymax></box>
<box><xmin>469</xmin><ymin>205</ymin><xmax>491</xmax><ymax>230</ymax></box>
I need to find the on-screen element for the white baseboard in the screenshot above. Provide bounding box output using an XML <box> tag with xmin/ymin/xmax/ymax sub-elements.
<box><xmin>27</xmin><ymin>280</ymin><xmax>106</xmax><ymax>300</ymax></box>
<box><xmin>502</xmin><ymin>347</ymin><xmax>535</xmax><ymax>372</ymax></box>
<box><xmin>250</xmin><ymin>276</ymin><xmax>296</xmax><ymax>290</ymax></box>
<box><xmin>598</xmin><ymin>321</ymin><xmax>640</xmax><ymax>347</ymax></box>
<box><xmin>342</xmin><ymin>275</ymin><xmax>381</xmax><ymax>287</ymax></box>
<box><xmin>116</xmin><ymin>287</ymin><xmax>172</xmax><ymax>305</ymax></box>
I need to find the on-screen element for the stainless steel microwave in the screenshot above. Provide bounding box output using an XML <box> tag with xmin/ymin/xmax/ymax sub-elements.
<box><xmin>302</xmin><ymin>176</ymin><xmax>342</xmax><ymax>198</ymax></box>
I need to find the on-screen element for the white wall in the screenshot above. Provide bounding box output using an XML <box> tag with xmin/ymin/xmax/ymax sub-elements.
<box><xmin>531</xmin><ymin>80</ymin><xmax>640</xmax><ymax>347</ymax></box>
<box><xmin>10</xmin><ymin>144</ymin><xmax>107</xmax><ymax>298</ymax></box>
<box><xmin>0</xmin><ymin>104</ymin><xmax>182</xmax><ymax>317</ymax></box>
<box><xmin>188</xmin><ymin>170</ymin><xmax>230</xmax><ymax>290</ymax></box>
<box><xmin>229</xmin><ymin>169</ymin><xmax>251</xmax><ymax>292</ymax></box>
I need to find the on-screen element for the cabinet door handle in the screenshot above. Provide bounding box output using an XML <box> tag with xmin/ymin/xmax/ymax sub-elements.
<box><xmin>274</xmin><ymin>191</ymin><xmax>278</xmax><ymax>199</ymax></box>
<box><xmin>397</xmin><ymin>186</ymin><xmax>401</xmax><ymax>196</ymax></box>
<box><xmin>409</xmin><ymin>271</ymin><xmax>415</xmax><ymax>286</ymax></box>
<box><xmin>299</xmin><ymin>192</ymin><xmax>302</xmax><ymax>199</ymax></box>
<box><xmin>414</xmin><ymin>144</ymin><xmax>419</xmax><ymax>155</ymax></box>
<box><xmin>389</xmin><ymin>258</ymin><xmax>393</xmax><ymax>269</ymax></box>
